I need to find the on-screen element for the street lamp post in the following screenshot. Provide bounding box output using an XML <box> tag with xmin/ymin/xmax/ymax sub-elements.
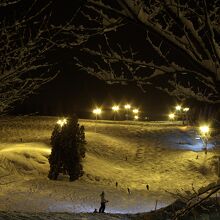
<box><xmin>183</xmin><ymin>107</ymin><xmax>190</xmax><ymax>125</ymax></box>
<box><xmin>199</xmin><ymin>125</ymin><xmax>210</xmax><ymax>154</ymax></box>
<box><xmin>112</xmin><ymin>105</ymin><xmax>119</xmax><ymax>120</ymax></box>
<box><xmin>124</xmin><ymin>104</ymin><xmax>131</xmax><ymax>120</ymax></box>
<box><xmin>175</xmin><ymin>105</ymin><xmax>182</xmax><ymax>122</ymax></box>
<box><xmin>93</xmin><ymin>108</ymin><xmax>102</xmax><ymax>132</ymax></box>
<box><xmin>132</xmin><ymin>109</ymin><xmax>139</xmax><ymax>121</ymax></box>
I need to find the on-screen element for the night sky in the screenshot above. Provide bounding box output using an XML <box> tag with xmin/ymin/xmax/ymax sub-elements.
<box><xmin>8</xmin><ymin>0</ymin><xmax>177</xmax><ymax>119</ymax></box>
<box><xmin>14</xmin><ymin>65</ymin><xmax>175</xmax><ymax>120</ymax></box>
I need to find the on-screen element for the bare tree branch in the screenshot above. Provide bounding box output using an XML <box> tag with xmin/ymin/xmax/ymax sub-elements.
<box><xmin>0</xmin><ymin>0</ymin><xmax>84</xmax><ymax>114</ymax></box>
<box><xmin>75</xmin><ymin>0</ymin><xmax>220</xmax><ymax>103</ymax></box>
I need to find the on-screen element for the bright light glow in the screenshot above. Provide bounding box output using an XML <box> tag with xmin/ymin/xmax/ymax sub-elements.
<box><xmin>134</xmin><ymin>115</ymin><xmax>139</xmax><ymax>120</ymax></box>
<box><xmin>199</xmin><ymin>125</ymin><xmax>210</xmax><ymax>135</ymax></box>
<box><xmin>112</xmin><ymin>105</ymin><xmax>120</xmax><ymax>111</ymax></box>
<box><xmin>57</xmin><ymin>118</ymin><xmax>67</xmax><ymax>127</ymax></box>
<box><xmin>168</xmin><ymin>113</ymin><xmax>175</xmax><ymax>120</ymax></box>
<box><xmin>183</xmin><ymin>107</ymin><xmax>189</xmax><ymax>112</ymax></box>
<box><xmin>175</xmin><ymin>105</ymin><xmax>182</xmax><ymax>111</ymax></box>
<box><xmin>93</xmin><ymin>108</ymin><xmax>102</xmax><ymax>115</ymax></box>
<box><xmin>124</xmin><ymin>104</ymin><xmax>131</xmax><ymax>109</ymax></box>
<box><xmin>133</xmin><ymin>109</ymin><xmax>139</xmax><ymax>114</ymax></box>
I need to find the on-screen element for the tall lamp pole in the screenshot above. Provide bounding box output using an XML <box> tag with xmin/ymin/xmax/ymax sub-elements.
<box><xmin>124</xmin><ymin>104</ymin><xmax>131</xmax><ymax>120</ymax></box>
<box><xmin>112</xmin><ymin>105</ymin><xmax>119</xmax><ymax>120</ymax></box>
<box><xmin>93</xmin><ymin>108</ymin><xmax>102</xmax><ymax>132</ymax></box>
<box><xmin>199</xmin><ymin>125</ymin><xmax>210</xmax><ymax>154</ymax></box>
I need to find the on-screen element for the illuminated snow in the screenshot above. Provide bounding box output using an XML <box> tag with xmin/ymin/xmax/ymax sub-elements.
<box><xmin>0</xmin><ymin>118</ymin><xmax>218</xmax><ymax>214</ymax></box>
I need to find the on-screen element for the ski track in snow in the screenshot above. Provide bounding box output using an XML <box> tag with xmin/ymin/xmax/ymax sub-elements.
<box><xmin>0</xmin><ymin>118</ymin><xmax>219</xmax><ymax>218</ymax></box>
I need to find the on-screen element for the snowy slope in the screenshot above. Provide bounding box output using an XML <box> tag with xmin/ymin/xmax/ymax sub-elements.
<box><xmin>0</xmin><ymin>117</ymin><xmax>219</xmax><ymax>216</ymax></box>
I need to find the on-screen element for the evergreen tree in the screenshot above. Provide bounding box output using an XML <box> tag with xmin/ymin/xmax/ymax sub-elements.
<box><xmin>48</xmin><ymin>115</ymin><xmax>86</xmax><ymax>181</ymax></box>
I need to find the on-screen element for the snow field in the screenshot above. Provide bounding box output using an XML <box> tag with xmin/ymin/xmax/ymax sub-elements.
<box><xmin>0</xmin><ymin>117</ymin><xmax>219</xmax><ymax>214</ymax></box>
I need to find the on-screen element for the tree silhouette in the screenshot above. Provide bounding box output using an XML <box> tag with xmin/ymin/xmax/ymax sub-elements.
<box><xmin>74</xmin><ymin>0</ymin><xmax>220</xmax><ymax>103</ymax></box>
<box><xmin>48</xmin><ymin>115</ymin><xmax>86</xmax><ymax>181</ymax></box>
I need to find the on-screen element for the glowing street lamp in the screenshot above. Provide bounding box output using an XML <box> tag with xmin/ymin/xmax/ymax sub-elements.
<box><xmin>134</xmin><ymin>115</ymin><xmax>139</xmax><ymax>120</ymax></box>
<box><xmin>199</xmin><ymin>125</ymin><xmax>210</xmax><ymax>135</ymax></box>
<box><xmin>183</xmin><ymin>107</ymin><xmax>189</xmax><ymax>112</ymax></box>
<box><xmin>112</xmin><ymin>105</ymin><xmax>120</xmax><ymax>111</ymax></box>
<box><xmin>182</xmin><ymin>107</ymin><xmax>190</xmax><ymax>125</ymax></box>
<box><xmin>93</xmin><ymin>108</ymin><xmax>102</xmax><ymax>132</ymax></box>
<box><xmin>199</xmin><ymin>125</ymin><xmax>210</xmax><ymax>154</ymax></box>
<box><xmin>57</xmin><ymin>118</ymin><xmax>67</xmax><ymax>127</ymax></box>
<box><xmin>112</xmin><ymin>105</ymin><xmax>119</xmax><ymax>120</ymax></box>
<box><xmin>133</xmin><ymin>109</ymin><xmax>139</xmax><ymax>114</ymax></box>
<box><xmin>124</xmin><ymin>104</ymin><xmax>131</xmax><ymax>110</ymax></box>
<box><xmin>124</xmin><ymin>104</ymin><xmax>131</xmax><ymax>120</ymax></box>
<box><xmin>93</xmin><ymin>108</ymin><xmax>102</xmax><ymax>116</ymax></box>
<box><xmin>175</xmin><ymin>105</ymin><xmax>182</xmax><ymax>111</ymax></box>
<box><xmin>168</xmin><ymin>113</ymin><xmax>175</xmax><ymax>120</ymax></box>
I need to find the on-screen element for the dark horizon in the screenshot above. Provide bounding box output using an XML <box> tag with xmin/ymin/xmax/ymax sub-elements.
<box><xmin>12</xmin><ymin>66</ymin><xmax>176</xmax><ymax>120</ymax></box>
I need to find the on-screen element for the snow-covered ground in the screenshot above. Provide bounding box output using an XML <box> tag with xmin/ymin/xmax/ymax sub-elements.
<box><xmin>0</xmin><ymin>117</ymin><xmax>219</xmax><ymax>217</ymax></box>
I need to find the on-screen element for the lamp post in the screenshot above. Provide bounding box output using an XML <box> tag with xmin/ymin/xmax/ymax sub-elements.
<box><xmin>199</xmin><ymin>125</ymin><xmax>210</xmax><ymax>154</ymax></box>
<box><xmin>93</xmin><ymin>108</ymin><xmax>102</xmax><ymax>132</ymax></box>
<box><xmin>124</xmin><ymin>104</ymin><xmax>131</xmax><ymax>120</ymax></box>
<box><xmin>132</xmin><ymin>109</ymin><xmax>139</xmax><ymax>121</ymax></box>
<box><xmin>183</xmin><ymin>107</ymin><xmax>190</xmax><ymax>125</ymax></box>
<box><xmin>112</xmin><ymin>105</ymin><xmax>119</xmax><ymax>120</ymax></box>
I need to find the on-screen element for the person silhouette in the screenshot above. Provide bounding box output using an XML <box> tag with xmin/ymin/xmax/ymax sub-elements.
<box><xmin>127</xmin><ymin>188</ymin><xmax>131</xmax><ymax>194</ymax></box>
<box><xmin>99</xmin><ymin>191</ymin><xmax>109</xmax><ymax>213</ymax></box>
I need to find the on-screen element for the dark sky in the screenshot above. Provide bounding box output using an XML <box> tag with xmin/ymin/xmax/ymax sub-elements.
<box><xmin>10</xmin><ymin>0</ymin><xmax>176</xmax><ymax>119</ymax></box>
<box><xmin>14</xmin><ymin>64</ymin><xmax>175</xmax><ymax>120</ymax></box>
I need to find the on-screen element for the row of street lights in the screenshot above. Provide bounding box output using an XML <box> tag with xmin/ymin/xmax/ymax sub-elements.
<box><xmin>56</xmin><ymin>109</ymin><xmax>211</xmax><ymax>153</ymax></box>
<box><xmin>168</xmin><ymin>105</ymin><xmax>190</xmax><ymax>121</ymax></box>
<box><xmin>93</xmin><ymin>104</ymin><xmax>140</xmax><ymax>121</ymax></box>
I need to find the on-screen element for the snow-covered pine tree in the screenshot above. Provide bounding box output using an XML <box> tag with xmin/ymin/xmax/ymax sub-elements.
<box><xmin>48</xmin><ymin>124</ymin><xmax>62</xmax><ymax>180</ymax></box>
<box><xmin>48</xmin><ymin>115</ymin><xmax>86</xmax><ymax>181</ymax></box>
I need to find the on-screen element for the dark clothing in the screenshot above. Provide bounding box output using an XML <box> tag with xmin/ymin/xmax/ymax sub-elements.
<box><xmin>99</xmin><ymin>202</ymin><xmax>106</xmax><ymax>213</ymax></box>
<box><xmin>127</xmin><ymin>188</ymin><xmax>131</xmax><ymax>194</ymax></box>
<box><xmin>99</xmin><ymin>192</ymin><xmax>108</xmax><ymax>213</ymax></box>
<box><xmin>146</xmin><ymin>184</ymin><xmax>149</xmax><ymax>190</ymax></box>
